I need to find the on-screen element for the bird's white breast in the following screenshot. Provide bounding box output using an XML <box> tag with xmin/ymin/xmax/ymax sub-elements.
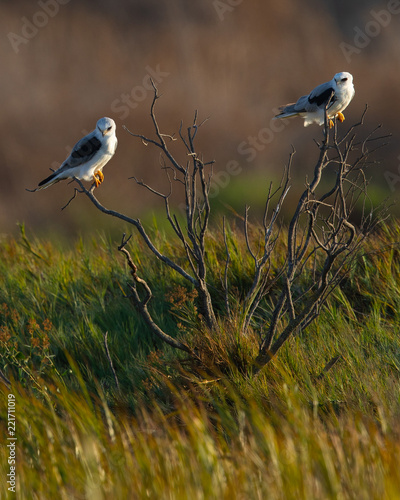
<box><xmin>73</xmin><ymin>132</ymin><xmax>117</xmax><ymax>181</ymax></box>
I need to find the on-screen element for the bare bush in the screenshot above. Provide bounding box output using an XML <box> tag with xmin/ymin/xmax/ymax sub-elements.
<box><xmin>66</xmin><ymin>81</ymin><xmax>389</xmax><ymax>375</ymax></box>
<box><xmin>253</xmin><ymin>108</ymin><xmax>389</xmax><ymax>371</ymax></box>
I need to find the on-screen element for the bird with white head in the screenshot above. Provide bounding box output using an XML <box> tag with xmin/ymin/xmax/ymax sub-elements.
<box><xmin>32</xmin><ymin>117</ymin><xmax>117</xmax><ymax>191</ymax></box>
<box><xmin>274</xmin><ymin>72</ymin><xmax>355</xmax><ymax>127</ymax></box>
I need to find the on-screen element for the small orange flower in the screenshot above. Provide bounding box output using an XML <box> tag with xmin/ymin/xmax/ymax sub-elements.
<box><xmin>0</xmin><ymin>303</ymin><xmax>9</xmax><ymax>317</ymax></box>
<box><xmin>43</xmin><ymin>319</ymin><xmax>53</xmax><ymax>332</ymax></box>
<box><xmin>10</xmin><ymin>309</ymin><xmax>20</xmax><ymax>325</ymax></box>
<box><xmin>31</xmin><ymin>336</ymin><xmax>41</xmax><ymax>349</ymax></box>
<box><xmin>41</xmin><ymin>334</ymin><xmax>50</xmax><ymax>350</ymax></box>
<box><xmin>0</xmin><ymin>325</ymin><xmax>11</xmax><ymax>343</ymax></box>
<box><xmin>27</xmin><ymin>318</ymin><xmax>39</xmax><ymax>335</ymax></box>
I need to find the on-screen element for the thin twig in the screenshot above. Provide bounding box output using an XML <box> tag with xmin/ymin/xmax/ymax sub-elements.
<box><xmin>70</xmin><ymin>179</ymin><xmax>197</xmax><ymax>286</ymax></box>
<box><xmin>315</xmin><ymin>355</ymin><xmax>342</xmax><ymax>380</ymax></box>
<box><xmin>61</xmin><ymin>186</ymin><xmax>83</xmax><ymax>211</ymax></box>
<box><xmin>118</xmin><ymin>233</ymin><xmax>194</xmax><ymax>354</ymax></box>
<box><xmin>255</xmin><ymin>105</ymin><xmax>388</xmax><ymax>371</ymax></box>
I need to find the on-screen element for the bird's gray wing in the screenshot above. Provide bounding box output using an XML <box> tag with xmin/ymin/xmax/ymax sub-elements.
<box><xmin>36</xmin><ymin>131</ymin><xmax>103</xmax><ymax>188</ymax></box>
<box><xmin>307</xmin><ymin>81</ymin><xmax>337</xmax><ymax>108</ymax></box>
<box><xmin>50</xmin><ymin>131</ymin><xmax>102</xmax><ymax>178</ymax></box>
<box><xmin>63</xmin><ymin>132</ymin><xmax>102</xmax><ymax>169</ymax></box>
<box><xmin>292</xmin><ymin>94</ymin><xmax>310</xmax><ymax>113</ymax></box>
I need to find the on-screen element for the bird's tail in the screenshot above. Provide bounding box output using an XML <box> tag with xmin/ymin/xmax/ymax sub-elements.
<box><xmin>274</xmin><ymin>103</ymin><xmax>300</xmax><ymax>120</ymax></box>
<box><xmin>38</xmin><ymin>171</ymin><xmax>61</xmax><ymax>188</ymax></box>
<box><xmin>27</xmin><ymin>172</ymin><xmax>61</xmax><ymax>192</ymax></box>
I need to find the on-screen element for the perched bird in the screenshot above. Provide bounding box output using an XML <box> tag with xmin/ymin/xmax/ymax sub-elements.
<box><xmin>32</xmin><ymin>117</ymin><xmax>117</xmax><ymax>191</ymax></box>
<box><xmin>274</xmin><ymin>72</ymin><xmax>355</xmax><ymax>127</ymax></box>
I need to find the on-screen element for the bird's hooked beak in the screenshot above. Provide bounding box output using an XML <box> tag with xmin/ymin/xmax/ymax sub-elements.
<box><xmin>101</xmin><ymin>126</ymin><xmax>113</xmax><ymax>137</ymax></box>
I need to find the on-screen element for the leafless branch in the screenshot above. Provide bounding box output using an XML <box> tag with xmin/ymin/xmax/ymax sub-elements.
<box><xmin>253</xmin><ymin>105</ymin><xmax>388</xmax><ymax>373</ymax></box>
<box><xmin>54</xmin><ymin>84</ymin><xmax>387</xmax><ymax>376</ymax></box>
<box><xmin>70</xmin><ymin>178</ymin><xmax>197</xmax><ymax>286</ymax></box>
<box><xmin>118</xmin><ymin>233</ymin><xmax>193</xmax><ymax>354</ymax></box>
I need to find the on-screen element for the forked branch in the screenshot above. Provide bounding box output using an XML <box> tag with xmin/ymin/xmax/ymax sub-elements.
<box><xmin>59</xmin><ymin>89</ymin><xmax>387</xmax><ymax>377</ymax></box>
<box><xmin>253</xmin><ymin>105</ymin><xmax>388</xmax><ymax>373</ymax></box>
<box><xmin>118</xmin><ymin>234</ymin><xmax>193</xmax><ymax>354</ymax></box>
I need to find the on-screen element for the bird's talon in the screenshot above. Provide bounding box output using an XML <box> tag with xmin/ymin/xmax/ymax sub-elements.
<box><xmin>329</xmin><ymin>119</ymin><xmax>334</xmax><ymax>128</ymax></box>
<box><xmin>93</xmin><ymin>171</ymin><xmax>104</xmax><ymax>188</ymax></box>
<box><xmin>94</xmin><ymin>171</ymin><xmax>104</xmax><ymax>188</ymax></box>
<box><xmin>93</xmin><ymin>174</ymin><xmax>101</xmax><ymax>188</ymax></box>
<box><xmin>337</xmin><ymin>112</ymin><xmax>345</xmax><ymax>123</ymax></box>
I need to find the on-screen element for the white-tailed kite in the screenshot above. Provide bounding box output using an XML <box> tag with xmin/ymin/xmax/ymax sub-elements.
<box><xmin>33</xmin><ymin>117</ymin><xmax>117</xmax><ymax>191</ymax></box>
<box><xmin>274</xmin><ymin>72</ymin><xmax>355</xmax><ymax>127</ymax></box>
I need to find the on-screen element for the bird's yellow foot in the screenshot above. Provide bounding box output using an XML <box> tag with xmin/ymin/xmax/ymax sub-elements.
<box><xmin>93</xmin><ymin>175</ymin><xmax>101</xmax><ymax>188</ymax></box>
<box><xmin>337</xmin><ymin>112</ymin><xmax>345</xmax><ymax>123</ymax></box>
<box><xmin>93</xmin><ymin>171</ymin><xmax>104</xmax><ymax>188</ymax></box>
<box><xmin>329</xmin><ymin>119</ymin><xmax>334</xmax><ymax>128</ymax></box>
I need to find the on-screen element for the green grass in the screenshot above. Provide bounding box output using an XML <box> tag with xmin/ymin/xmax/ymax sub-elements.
<box><xmin>1</xmin><ymin>222</ymin><xmax>400</xmax><ymax>498</ymax></box>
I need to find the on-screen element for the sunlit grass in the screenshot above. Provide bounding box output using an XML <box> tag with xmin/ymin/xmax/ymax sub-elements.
<box><xmin>1</xmin><ymin>222</ymin><xmax>400</xmax><ymax>498</ymax></box>
<box><xmin>1</xmin><ymin>376</ymin><xmax>400</xmax><ymax>499</ymax></box>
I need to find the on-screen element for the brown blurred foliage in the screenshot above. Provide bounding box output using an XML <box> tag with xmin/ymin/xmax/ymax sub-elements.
<box><xmin>1</xmin><ymin>0</ymin><xmax>399</xmax><ymax>238</ymax></box>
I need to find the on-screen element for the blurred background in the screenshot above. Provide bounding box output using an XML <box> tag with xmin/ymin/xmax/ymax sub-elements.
<box><xmin>1</xmin><ymin>0</ymin><xmax>399</xmax><ymax>240</ymax></box>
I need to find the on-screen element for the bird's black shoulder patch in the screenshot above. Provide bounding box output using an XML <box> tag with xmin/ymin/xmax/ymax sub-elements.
<box><xmin>71</xmin><ymin>136</ymin><xmax>102</xmax><ymax>159</ymax></box>
<box><xmin>308</xmin><ymin>87</ymin><xmax>337</xmax><ymax>108</ymax></box>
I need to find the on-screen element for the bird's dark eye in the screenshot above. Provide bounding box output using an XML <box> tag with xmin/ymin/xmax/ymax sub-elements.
<box><xmin>107</xmin><ymin>126</ymin><xmax>112</xmax><ymax>131</ymax></box>
<box><xmin>341</xmin><ymin>77</ymin><xmax>348</xmax><ymax>82</ymax></box>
